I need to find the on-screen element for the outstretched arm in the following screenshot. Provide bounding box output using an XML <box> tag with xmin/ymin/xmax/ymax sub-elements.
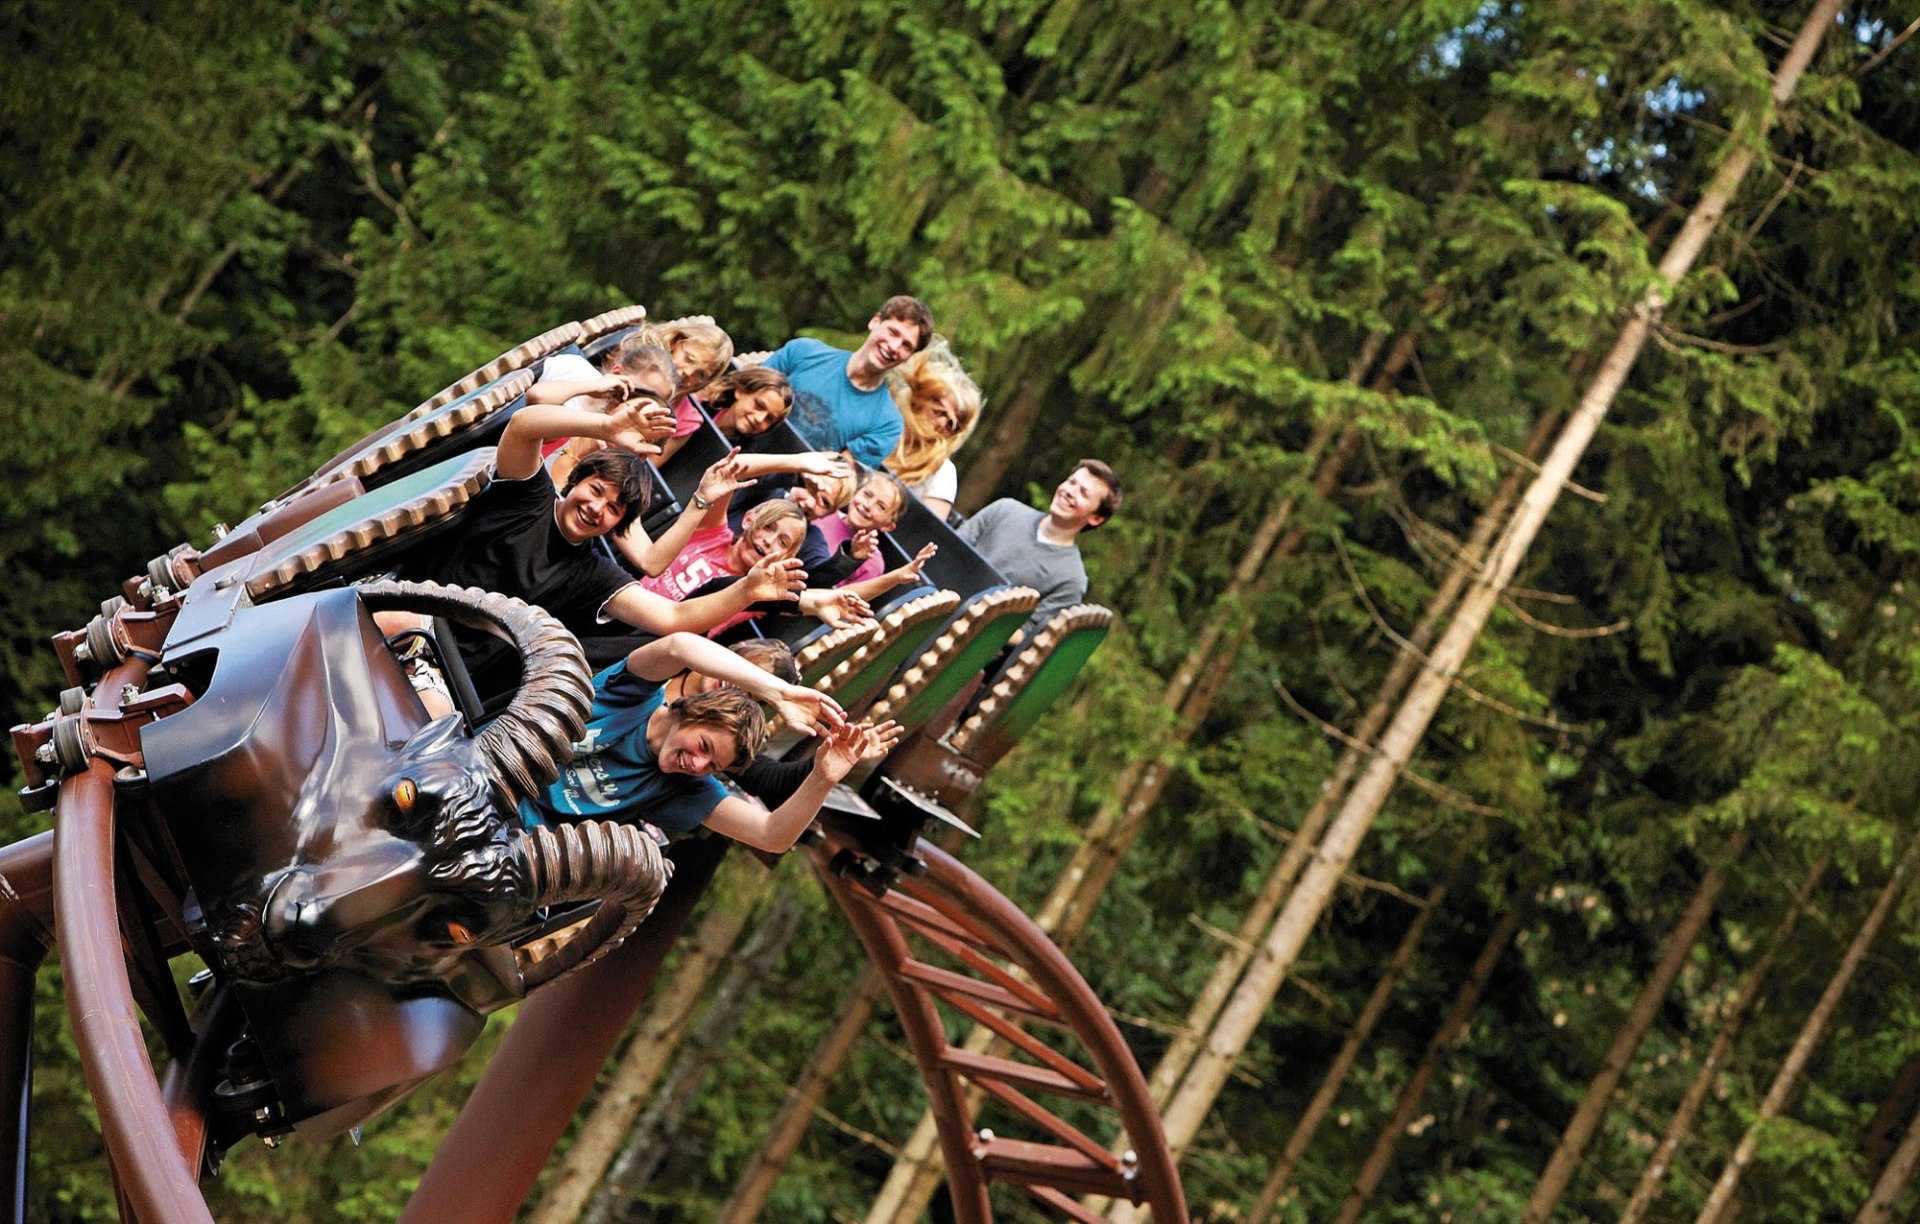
<box><xmin>622</xmin><ymin>632</ymin><xmax>845</xmax><ymax>736</ymax></box>
<box><xmin>731</xmin><ymin>451</ymin><xmax>853</xmax><ymax>483</ymax></box>
<box><xmin>498</xmin><ymin>385</ymin><xmax>670</xmax><ymax>480</ymax></box>
<box><xmin>704</xmin><ymin>720</ymin><xmax>901</xmax><ymax>852</ymax></box>
<box><xmin>795</xmin><ymin>587</ymin><xmax>874</xmax><ymax>627</ymax></box>
<box><xmin>613</xmin><ymin>450</ymin><xmax>751</xmax><ymax>574</ymax></box>
<box><xmin>839</xmin><ymin>540</ymin><xmax>937</xmax><ymax>603</ymax></box>
<box><xmin>602</xmin><ymin>557</ymin><xmax>808</xmax><ymax>634</ymax></box>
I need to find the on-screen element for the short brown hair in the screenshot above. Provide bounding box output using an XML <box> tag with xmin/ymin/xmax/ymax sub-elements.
<box><xmin>562</xmin><ymin>449</ymin><xmax>651</xmax><ymax>533</ymax></box>
<box><xmin>875</xmin><ymin>296</ymin><xmax>934</xmax><ymax>353</ymax></box>
<box><xmin>1075</xmin><ymin>458</ymin><xmax>1122</xmax><ymax>528</ymax></box>
<box><xmin>730</xmin><ymin>638</ymin><xmax>800</xmax><ymax>685</ymax></box>
<box><xmin>667</xmin><ymin>686</ymin><xmax>767</xmax><ymax>771</ymax></box>
<box><xmin>706</xmin><ymin>366</ymin><xmax>793</xmax><ymax>417</ymax></box>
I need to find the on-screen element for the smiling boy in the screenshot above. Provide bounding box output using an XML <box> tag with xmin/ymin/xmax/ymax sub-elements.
<box><xmin>522</xmin><ymin>632</ymin><xmax>895</xmax><ymax>853</ymax></box>
<box><xmin>761</xmin><ymin>296</ymin><xmax>934</xmax><ymax>468</ymax></box>
<box><xmin>959</xmin><ymin>459</ymin><xmax>1122</xmax><ymax>644</ymax></box>
<box><xmin>387</xmin><ymin>375</ymin><xmax>809</xmax><ymax>699</ymax></box>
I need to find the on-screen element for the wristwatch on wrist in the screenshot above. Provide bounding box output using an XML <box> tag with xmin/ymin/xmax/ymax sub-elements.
<box><xmin>691</xmin><ymin>492</ymin><xmax>713</xmax><ymax>511</ymax></box>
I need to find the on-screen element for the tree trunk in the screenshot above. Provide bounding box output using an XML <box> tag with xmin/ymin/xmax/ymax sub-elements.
<box><xmin>530</xmin><ymin>865</ymin><xmax>775</xmax><ymax>1224</ymax></box>
<box><xmin>1618</xmin><ymin>858</ymin><xmax>1826</xmax><ymax>1224</ymax></box>
<box><xmin>1244</xmin><ymin>848</ymin><xmax>1469</xmax><ymax>1224</ymax></box>
<box><xmin>1694</xmin><ymin>825</ymin><xmax>1920</xmax><ymax>1224</ymax></box>
<box><xmin>1329</xmin><ymin>907</ymin><xmax>1524</xmax><ymax>1224</ymax></box>
<box><xmin>1862</xmin><ymin>1051</ymin><xmax>1920</xmax><ymax>1189</ymax></box>
<box><xmin>585</xmin><ymin>890</ymin><xmax>806</xmax><ymax>1224</ymax></box>
<box><xmin>1142</xmin><ymin>0</ymin><xmax>1841</xmax><ymax>1170</ymax></box>
<box><xmin>862</xmin><ymin>1027</ymin><xmax>999</xmax><ymax>1224</ymax></box>
<box><xmin>713</xmin><ymin>965</ymin><xmax>887</xmax><ymax>1224</ymax></box>
<box><xmin>1855</xmin><ymin>1090</ymin><xmax>1920</xmax><ymax>1224</ymax></box>
<box><xmin>1036</xmin><ymin>312</ymin><xmax>1423</xmax><ymax>948</ymax></box>
<box><xmin>952</xmin><ymin>371</ymin><xmax>1048</xmax><ymax>514</ymax></box>
<box><xmin>1033</xmin><ymin>416</ymin><xmax>1353</xmax><ymax>944</ymax></box>
<box><xmin>1521</xmin><ymin>829</ymin><xmax>1753</xmax><ymax>1223</ymax></box>
<box><xmin>1144</xmin><ymin>407</ymin><xmax>1559</xmax><ymax>1118</ymax></box>
<box><xmin>861</xmin><ymin>1112</ymin><xmax>938</xmax><ymax>1223</ymax></box>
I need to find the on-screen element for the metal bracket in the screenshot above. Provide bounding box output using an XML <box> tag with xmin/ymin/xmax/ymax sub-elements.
<box><xmin>11</xmin><ymin>683</ymin><xmax>194</xmax><ymax>793</ymax></box>
<box><xmin>53</xmin><ymin>595</ymin><xmax>181</xmax><ymax>687</ymax></box>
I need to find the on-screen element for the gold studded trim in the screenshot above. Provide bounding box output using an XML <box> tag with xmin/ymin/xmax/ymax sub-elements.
<box><xmin>795</xmin><ymin>620</ymin><xmax>884</xmax><ymax>682</ymax></box>
<box><xmin>314</xmin><ymin>370</ymin><xmax>533</xmax><ymax>489</ymax></box>
<box><xmin>815</xmin><ymin>590</ymin><xmax>960</xmax><ymax>697</ymax></box>
<box><xmin>946</xmin><ymin>605</ymin><xmax>1112</xmax><ymax>755</ymax></box>
<box><xmin>863</xmin><ymin>587</ymin><xmax>1036</xmax><ymax>726</ymax></box>
<box><xmin>243</xmin><ymin>452</ymin><xmax>492</xmax><ymax>600</ymax></box>
<box><xmin>577</xmin><ymin>304</ymin><xmax>648</xmax><ymax>343</ymax></box>
<box><xmin>410</xmin><ymin>321</ymin><xmax>587</xmax><ymax>418</ymax></box>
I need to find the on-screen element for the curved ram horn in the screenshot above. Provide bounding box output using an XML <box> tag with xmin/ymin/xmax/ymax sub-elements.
<box><xmin>354</xmin><ymin>580</ymin><xmax>593</xmax><ymax>804</ymax></box>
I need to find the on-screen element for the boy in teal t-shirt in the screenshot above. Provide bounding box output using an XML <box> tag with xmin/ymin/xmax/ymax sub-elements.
<box><xmin>761</xmin><ymin>296</ymin><xmax>933</xmax><ymax>468</ymax></box>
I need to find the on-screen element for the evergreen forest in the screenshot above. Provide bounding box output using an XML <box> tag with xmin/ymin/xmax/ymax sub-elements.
<box><xmin>5</xmin><ymin>0</ymin><xmax>1920</xmax><ymax>1220</ymax></box>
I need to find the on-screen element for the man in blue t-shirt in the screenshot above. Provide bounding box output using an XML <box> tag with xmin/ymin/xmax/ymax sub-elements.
<box><xmin>521</xmin><ymin>631</ymin><xmax>892</xmax><ymax>853</ymax></box>
<box><xmin>761</xmin><ymin>295</ymin><xmax>934</xmax><ymax>468</ymax></box>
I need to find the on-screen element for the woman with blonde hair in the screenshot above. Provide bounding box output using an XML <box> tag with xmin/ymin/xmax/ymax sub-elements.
<box><xmin>632</xmin><ymin>317</ymin><xmax>735</xmax><ymax>462</ymax></box>
<box><xmin>885</xmin><ymin>337</ymin><xmax>982</xmax><ymax>519</ymax></box>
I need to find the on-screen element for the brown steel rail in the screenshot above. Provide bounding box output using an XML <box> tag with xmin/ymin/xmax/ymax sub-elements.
<box><xmin>54</xmin><ymin>657</ymin><xmax>216</xmax><ymax>1224</ymax></box>
<box><xmin>0</xmin><ymin>831</ymin><xmax>55</xmax><ymax>1221</ymax></box>
<box><xmin>815</xmin><ymin>832</ymin><xmax>1189</xmax><ymax>1222</ymax></box>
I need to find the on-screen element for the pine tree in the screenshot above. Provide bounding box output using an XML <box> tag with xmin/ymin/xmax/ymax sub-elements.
<box><xmin>1145</xmin><ymin>0</ymin><xmax>1845</xmax><ymax>1173</ymax></box>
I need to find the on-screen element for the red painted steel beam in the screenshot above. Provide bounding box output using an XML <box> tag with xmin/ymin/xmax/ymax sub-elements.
<box><xmin>159</xmin><ymin>988</ymin><xmax>242</xmax><ymax>1180</ymax></box>
<box><xmin>904</xmin><ymin>840</ymin><xmax>1189</xmax><ymax>1223</ymax></box>
<box><xmin>0</xmin><ymin>832</ymin><xmax>54</xmax><ymax>1222</ymax></box>
<box><xmin>817</xmin><ymin>844</ymin><xmax>995</xmax><ymax>1224</ymax></box>
<box><xmin>55</xmin><ymin>658</ymin><xmax>216</xmax><ymax>1224</ymax></box>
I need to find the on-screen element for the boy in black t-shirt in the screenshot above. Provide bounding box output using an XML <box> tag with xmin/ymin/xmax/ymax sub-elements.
<box><xmin>385</xmin><ymin>375</ymin><xmax>812</xmax><ymax>702</ymax></box>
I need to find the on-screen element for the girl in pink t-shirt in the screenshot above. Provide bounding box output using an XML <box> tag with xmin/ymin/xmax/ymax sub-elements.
<box><xmin>811</xmin><ymin>471</ymin><xmax>937</xmax><ymax>603</ymax></box>
<box><xmin>639</xmin><ymin>498</ymin><xmax>809</xmax><ymax>602</ymax></box>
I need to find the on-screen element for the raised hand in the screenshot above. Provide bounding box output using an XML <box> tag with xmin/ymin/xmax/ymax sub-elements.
<box><xmin>571</xmin><ymin>374</ymin><xmax>639</xmax><ymax>404</ymax></box>
<box><xmin>624</xmin><ymin>395</ymin><xmax>679</xmax><ymax>442</ymax></box>
<box><xmin>850</xmin><ymin>527</ymin><xmax>879</xmax><ymax>562</ymax></box>
<box><xmin>816</xmin><ymin>719</ymin><xmax>903</xmax><ymax>780</ymax></box>
<box><xmin>790</xmin><ymin>451</ymin><xmax>854</xmax><ymax>480</ymax></box>
<box><xmin>852</xmin><ymin>719</ymin><xmax>903</xmax><ymax>763</ymax></box>
<box><xmin>770</xmin><ymin>684</ymin><xmax>847</xmax><ymax>738</ymax></box>
<box><xmin>602</xmin><ymin>399</ymin><xmax>665</xmax><ymax>456</ymax></box>
<box><xmin>798</xmin><ymin>588</ymin><xmax>873</xmax><ymax>626</ymax></box>
<box><xmin>744</xmin><ymin>556</ymin><xmax>807</xmax><ymax>603</ymax></box>
<box><xmin>696</xmin><ymin>449</ymin><xmax>752</xmax><ymax>506</ymax></box>
<box><xmin>897</xmin><ymin>541</ymin><xmax>937</xmax><ymax>582</ymax></box>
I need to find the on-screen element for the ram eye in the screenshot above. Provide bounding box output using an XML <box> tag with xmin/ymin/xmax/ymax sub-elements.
<box><xmin>393</xmin><ymin>778</ymin><xmax>418</xmax><ymax>812</ymax></box>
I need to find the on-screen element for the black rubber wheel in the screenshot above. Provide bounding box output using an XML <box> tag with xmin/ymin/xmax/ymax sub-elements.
<box><xmin>148</xmin><ymin>554</ymin><xmax>176</xmax><ymax>597</ymax></box>
<box><xmin>51</xmin><ymin>716</ymin><xmax>89</xmax><ymax>775</ymax></box>
<box><xmin>85</xmin><ymin>615</ymin><xmax>122</xmax><ymax>672</ymax></box>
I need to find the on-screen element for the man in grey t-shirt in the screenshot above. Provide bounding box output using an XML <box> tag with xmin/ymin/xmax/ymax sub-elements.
<box><xmin>958</xmin><ymin>459</ymin><xmax>1121</xmax><ymax>644</ymax></box>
